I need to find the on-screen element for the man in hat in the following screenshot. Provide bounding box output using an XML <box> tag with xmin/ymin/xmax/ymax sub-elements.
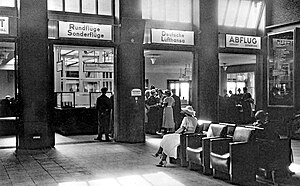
<box><xmin>95</xmin><ymin>87</ymin><xmax>112</xmax><ymax>141</ymax></box>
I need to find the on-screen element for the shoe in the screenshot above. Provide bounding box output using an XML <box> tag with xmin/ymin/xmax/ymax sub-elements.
<box><xmin>156</xmin><ymin>161</ymin><xmax>167</xmax><ymax>167</ymax></box>
<box><xmin>94</xmin><ymin>138</ymin><xmax>103</xmax><ymax>141</ymax></box>
<box><xmin>152</xmin><ymin>153</ymin><xmax>160</xmax><ymax>158</ymax></box>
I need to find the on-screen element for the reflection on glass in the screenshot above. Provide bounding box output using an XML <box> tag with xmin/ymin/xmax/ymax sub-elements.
<box><xmin>65</xmin><ymin>0</ymin><xmax>80</xmax><ymax>13</ymax></box>
<box><xmin>82</xmin><ymin>0</ymin><xmax>96</xmax><ymax>14</ymax></box>
<box><xmin>268</xmin><ymin>31</ymin><xmax>294</xmax><ymax>106</ymax></box>
<box><xmin>48</xmin><ymin>0</ymin><xmax>63</xmax><ymax>11</ymax></box>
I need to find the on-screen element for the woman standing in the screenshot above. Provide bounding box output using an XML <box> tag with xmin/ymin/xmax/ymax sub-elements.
<box><xmin>161</xmin><ymin>90</ymin><xmax>175</xmax><ymax>134</ymax></box>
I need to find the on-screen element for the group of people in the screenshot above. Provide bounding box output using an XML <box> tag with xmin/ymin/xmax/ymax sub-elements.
<box><xmin>145</xmin><ymin>86</ymin><xmax>182</xmax><ymax>135</ymax></box>
<box><xmin>0</xmin><ymin>95</ymin><xmax>17</xmax><ymax>117</ymax></box>
<box><xmin>219</xmin><ymin>87</ymin><xmax>254</xmax><ymax>124</ymax></box>
<box><xmin>152</xmin><ymin>108</ymin><xmax>293</xmax><ymax>169</ymax></box>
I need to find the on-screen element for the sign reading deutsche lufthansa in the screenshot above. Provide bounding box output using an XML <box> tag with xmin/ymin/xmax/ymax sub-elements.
<box><xmin>0</xmin><ymin>17</ymin><xmax>9</xmax><ymax>34</ymax></box>
<box><xmin>226</xmin><ymin>34</ymin><xmax>261</xmax><ymax>49</ymax></box>
<box><xmin>151</xmin><ymin>29</ymin><xmax>194</xmax><ymax>45</ymax></box>
<box><xmin>59</xmin><ymin>21</ymin><xmax>112</xmax><ymax>40</ymax></box>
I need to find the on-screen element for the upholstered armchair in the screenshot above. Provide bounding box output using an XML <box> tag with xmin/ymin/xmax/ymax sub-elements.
<box><xmin>186</xmin><ymin>123</ymin><xmax>228</xmax><ymax>174</ymax></box>
<box><xmin>256</xmin><ymin>135</ymin><xmax>292</xmax><ymax>184</ymax></box>
<box><xmin>169</xmin><ymin>121</ymin><xmax>212</xmax><ymax>167</ymax></box>
<box><xmin>210</xmin><ymin>127</ymin><xmax>257</xmax><ymax>184</ymax></box>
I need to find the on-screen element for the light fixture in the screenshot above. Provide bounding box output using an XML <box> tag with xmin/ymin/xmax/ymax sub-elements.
<box><xmin>222</xmin><ymin>63</ymin><xmax>228</xmax><ymax>71</ymax></box>
<box><xmin>150</xmin><ymin>57</ymin><xmax>156</xmax><ymax>65</ymax></box>
<box><xmin>146</xmin><ymin>54</ymin><xmax>160</xmax><ymax>65</ymax></box>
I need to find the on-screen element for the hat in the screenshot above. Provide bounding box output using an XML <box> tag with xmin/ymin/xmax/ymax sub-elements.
<box><xmin>101</xmin><ymin>87</ymin><xmax>108</xmax><ymax>93</ymax></box>
<box><xmin>255</xmin><ymin>110</ymin><xmax>268</xmax><ymax>120</ymax></box>
<box><xmin>181</xmin><ymin>106</ymin><xmax>196</xmax><ymax>116</ymax></box>
<box><xmin>5</xmin><ymin>95</ymin><xmax>11</xmax><ymax>99</ymax></box>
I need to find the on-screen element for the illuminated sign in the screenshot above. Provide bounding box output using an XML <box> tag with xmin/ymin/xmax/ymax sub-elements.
<box><xmin>59</xmin><ymin>21</ymin><xmax>112</xmax><ymax>40</ymax></box>
<box><xmin>151</xmin><ymin>29</ymin><xmax>194</xmax><ymax>45</ymax></box>
<box><xmin>226</xmin><ymin>34</ymin><xmax>261</xmax><ymax>49</ymax></box>
<box><xmin>0</xmin><ymin>17</ymin><xmax>9</xmax><ymax>34</ymax></box>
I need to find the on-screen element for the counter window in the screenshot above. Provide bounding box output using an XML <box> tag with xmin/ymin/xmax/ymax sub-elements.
<box><xmin>54</xmin><ymin>45</ymin><xmax>114</xmax><ymax>108</ymax></box>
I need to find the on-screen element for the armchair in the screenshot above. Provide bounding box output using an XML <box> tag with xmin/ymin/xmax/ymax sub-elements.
<box><xmin>186</xmin><ymin>123</ymin><xmax>228</xmax><ymax>174</ymax></box>
<box><xmin>169</xmin><ymin>121</ymin><xmax>212</xmax><ymax>167</ymax></box>
<box><xmin>256</xmin><ymin>136</ymin><xmax>292</xmax><ymax>184</ymax></box>
<box><xmin>210</xmin><ymin>127</ymin><xmax>257</xmax><ymax>184</ymax></box>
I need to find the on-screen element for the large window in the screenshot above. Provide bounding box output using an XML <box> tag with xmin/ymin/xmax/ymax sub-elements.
<box><xmin>268</xmin><ymin>31</ymin><xmax>294</xmax><ymax>107</ymax></box>
<box><xmin>142</xmin><ymin>0</ymin><xmax>192</xmax><ymax>23</ymax></box>
<box><xmin>54</xmin><ymin>45</ymin><xmax>114</xmax><ymax>108</ymax></box>
<box><xmin>48</xmin><ymin>0</ymin><xmax>112</xmax><ymax>16</ymax></box>
<box><xmin>0</xmin><ymin>0</ymin><xmax>15</xmax><ymax>7</ymax></box>
<box><xmin>218</xmin><ymin>0</ymin><xmax>264</xmax><ymax>29</ymax></box>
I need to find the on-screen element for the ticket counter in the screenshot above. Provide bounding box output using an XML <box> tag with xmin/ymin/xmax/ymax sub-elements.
<box><xmin>53</xmin><ymin>45</ymin><xmax>114</xmax><ymax>135</ymax></box>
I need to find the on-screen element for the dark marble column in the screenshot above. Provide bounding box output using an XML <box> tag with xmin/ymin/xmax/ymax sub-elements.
<box><xmin>194</xmin><ymin>0</ymin><xmax>219</xmax><ymax>122</ymax></box>
<box><xmin>17</xmin><ymin>0</ymin><xmax>54</xmax><ymax>149</ymax></box>
<box><xmin>114</xmin><ymin>0</ymin><xmax>145</xmax><ymax>142</ymax></box>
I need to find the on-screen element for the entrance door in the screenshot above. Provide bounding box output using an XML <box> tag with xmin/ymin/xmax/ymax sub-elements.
<box><xmin>0</xmin><ymin>41</ymin><xmax>17</xmax><ymax>148</ymax></box>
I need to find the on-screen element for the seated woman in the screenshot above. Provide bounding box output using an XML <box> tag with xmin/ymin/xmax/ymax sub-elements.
<box><xmin>152</xmin><ymin>105</ymin><xmax>198</xmax><ymax>167</ymax></box>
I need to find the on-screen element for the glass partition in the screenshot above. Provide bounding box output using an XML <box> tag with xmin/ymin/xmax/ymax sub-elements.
<box><xmin>268</xmin><ymin>30</ymin><xmax>294</xmax><ymax>107</ymax></box>
<box><xmin>55</xmin><ymin>92</ymin><xmax>75</xmax><ymax>108</ymax></box>
<box><xmin>54</xmin><ymin>45</ymin><xmax>114</xmax><ymax>108</ymax></box>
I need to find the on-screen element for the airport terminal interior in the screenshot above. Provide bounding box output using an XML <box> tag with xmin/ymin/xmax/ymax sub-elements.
<box><xmin>1</xmin><ymin>0</ymin><xmax>300</xmax><ymax>185</ymax></box>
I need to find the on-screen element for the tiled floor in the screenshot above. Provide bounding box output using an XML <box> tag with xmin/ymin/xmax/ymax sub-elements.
<box><xmin>0</xmin><ymin>134</ymin><xmax>299</xmax><ymax>186</ymax></box>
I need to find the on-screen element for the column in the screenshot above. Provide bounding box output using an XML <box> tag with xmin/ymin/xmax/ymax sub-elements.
<box><xmin>114</xmin><ymin>0</ymin><xmax>145</xmax><ymax>142</ymax></box>
<box><xmin>194</xmin><ymin>0</ymin><xmax>219</xmax><ymax>122</ymax></box>
<box><xmin>17</xmin><ymin>0</ymin><xmax>54</xmax><ymax>149</ymax></box>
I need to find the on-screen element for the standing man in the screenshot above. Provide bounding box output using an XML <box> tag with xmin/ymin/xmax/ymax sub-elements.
<box><xmin>95</xmin><ymin>87</ymin><xmax>112</xmax><ymax>141</ymax></box>
<box><xmin>171</xmin><ymin>89</ymin><xmax>182</xmax><ymax>131</ymax></box>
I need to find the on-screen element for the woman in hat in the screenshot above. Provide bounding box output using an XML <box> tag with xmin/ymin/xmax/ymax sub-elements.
<box><xmin>152</xmin><ymin>105</ymin><xmax>198</xmax><ymax>167</ymax></box>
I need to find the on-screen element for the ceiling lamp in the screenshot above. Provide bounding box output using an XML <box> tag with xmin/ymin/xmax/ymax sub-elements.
<box><xmin>222</xmin><ymin>63</ymin><xmax>228</xmax><ymax>71</ymax></box>
<box><xmin>150</xmin><ymin>57</ymin><xmax>156</xmax><ymax>65</ymax></box>
<box><xmin>146</xmin><ymin>54</ymin><xmax>160</xmax><ymax>65</ymax></box>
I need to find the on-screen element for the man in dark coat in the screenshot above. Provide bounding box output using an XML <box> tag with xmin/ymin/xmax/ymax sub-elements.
<box><xmin>95</xmin><ymin>87</ymin><xmax>111</xmax><ymax>141</ymax></box>
<box><xmin>171</xmin><ymin>89</ymin><xmax>182</xmax><ymax>130</ymax></box>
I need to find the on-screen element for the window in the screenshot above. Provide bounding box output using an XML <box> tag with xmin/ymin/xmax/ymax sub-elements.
<box><xmin>47</xmin><ymin>0</ymin><xmax>112</xmax><ymax>16</ymax></box>
<box><xmin>54</xmin><ymin>45</ymin><xmax>114</xmax><ymax>108</ymax></box>
<box><xmin>219</xmin><ymin>0</ymin><xmax>264</xmax><ymax>29</ymax></box>
<box><xmin>65</xmin><ymin>0</ymin><xmax>80</xmax><ymax>13</ymax></box>
<box><xmin>142</xmin><ymin>0</ymin><xmax>192</xmax><ymax>23</ymax></box>
<box><xmin>82</xmin><ymin>0</ymin><xmax>96</xmax><ymax>14</ymax></box>
<box><xmin>0</xmin><ymin>0</ymin><xmax>15</xmax><ymax>7</ymax></box>
<box><xmin>48</xmin><ymin>0</ymin><xmax>63</xmax><ymax>11</ymax></box>
<box><xmin>98</xmin><ymin>0</ymin><xmax>112</xmax><ymax>16</ymax></box>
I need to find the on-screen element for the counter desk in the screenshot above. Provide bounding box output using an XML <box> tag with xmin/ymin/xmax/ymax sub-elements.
<box><xmin>54</xmin><ymin>107</ymin><xmax>98</xmax><ymax>136</ymax></box>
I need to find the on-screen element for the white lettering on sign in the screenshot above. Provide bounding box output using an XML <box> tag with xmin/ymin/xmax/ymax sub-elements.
<box><xmin>0</xmin><ymin>17</ymin><xmax>9</xmax><ymax>34</ymax></box>
<box><xmin>226</xmin><ymin>34</ymin><xmax>261</xmax><ymax>49</ymax></box>
<box><xmin>151</xmin><ymin>29</ymin><xmax>194</xmax><ymax>45</ymax></box>
<box><xmin>59</xmin><ymin>21</ymin><xmax>112</xmax><ymax>40</ymax></box>
<box><xmin>131</xmin><ymin>89</ymin><xmax>142</xmax><ymax>97</ymax></box>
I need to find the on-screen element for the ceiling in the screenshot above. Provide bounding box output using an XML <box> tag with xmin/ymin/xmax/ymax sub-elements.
<box><xmin>144</xmin><ymin>50</ymin><xmax>256</xmax><ymax>67</ymax></box>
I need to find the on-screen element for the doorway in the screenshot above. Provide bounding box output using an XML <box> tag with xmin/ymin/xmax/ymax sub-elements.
<box><xmin>0</xmin><ymin>41</ymin><xmax>17</xmax><ymax>148</ymax></box>
<box><xmin>219</xmin><ymin>53</ymin><xmax>256</xmax><ymax>124</ymax></box>
<box><xmin>144</xmin><ymin>49</ymin><xmax>193</xmax><ymax>134</ymax></box>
